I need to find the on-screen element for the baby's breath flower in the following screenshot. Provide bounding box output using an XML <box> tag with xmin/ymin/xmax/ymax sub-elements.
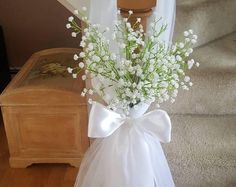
<box><xmin>88</xmin><ymin>98</ymin><xmax>93</xmax><ymax>104</ymax></box>
<box><xmin>193</xmin><ymin>35</ymin><xmax>198</xmax><ymax>40</ymax></box>
<box><xmin>184</xmin><ymin>76</ymin><xmax>190</xmax><ymax>82</ymax></box>
<box><xmin>71</xmin><ymin>32</ymin><xmax>77</xmax><ymax>37</ymax></box>
<box><xmin>171</xmin><ymin>98</ymin><xmax>175</xmax><ymax>103</ymax></box>
<box><xmin>92</xmin><ymin>55</ymin><xmax>100</xmax><ymax>62</ymax></box>
<box><xmin>82</xmin><ymin>6</ymin><xmax>87</xmax><ymax>11</ymax></box>
<box><xmin>176</xmin><ymin>55</ymin><xmax>182</xmax><ymax>61</ymax></box>
<box><xmin>66</xmin><ymin>23</ymin><xmax>71</xmax><ymax>29</ymax></box>
<box><xmin>74</xmin><ymin>10</ymin><xmax>79</xmax><ymax>15</ymax></box>
<box><xmin>79</xmin><ymin>52</ymin><xmax>86</xmax><ymax>58</ymax></box>
<box><xmin>74</xmin><ymin>54</ymin><xmax>79</xmax><ymax>60</ymax></box>
<box><xmin>188</xmin><ymin>59</ymin><xmax>195</xmax><ymax>69</ymax></box>
<box><xmin>82</xmin><ymin>16</ymin><xmax>88</xmax><ymax>21</ymax></box>
<box><xmin>67</xmin><ymin>67</ymin><xmax>73</xmax><ymax>73</ymax></box>
<box><xmin>126</xmin><ymin>22</ymin><xmax>131</xmax><ymax>28</ymax></box>
<box><xmin>179</xmin><ymin>42</ymin><xmax>184</xmax><ymax>48</ymax></box>
<box><xmin>103</xmin><ymin>56</ymin><xmax>109</xmax><ymax>61</ymax></box>
<box><xmin>187</xmin><ymin>48</ymin><xmax>193</xmax><ymax>54</ymax></box>
<box><xmin>79</xmin><ymin>62</ymin><xmax>85</xmax><ymax>68</ymax></box>
<box><xmin>68</xmin><ymin>16</ymin><xmax>74</xmax><ymax>22</ymax></box>
<box><xmin>185</xmin><ymin>38</ymin><xmax>190</xmax><ymax>42</ymax></box>
<box><xmin>82</xmin><ymin>75</ymin><xmax>87</xmax><ymax>80</ymax></box>
<box><xmin>88</xmin><ymin>89</ymin><xmax>94</xmax><ymax>95</ymax></box>
<box><xmin>184</xmin><ymin>31</ymin><xmax>189</xmax><ymax>37</ymax></box>
<box><xmin>191</xmin><ymin>39</ymin><xmax>197</xmax><ymax>44</ymax></box>
<box><xmin>88</xmin><ymin>43</ymin><xmax>94</xmax><ymax>50</ymax></box>
<box><xmin>128</xmin><ymin>10</ymin><xmax>133</xmax><ymax>15</ymax></box>
<box><xmin>80</xmin><ymin>41</ymin><xmax>86</xmax><ymax>47</ymax></box>
<box><xmin>81</xmin><ymin>92</ymin><xmax>86</xmax><ymax>97</ymax></box>
<box><xmin>182</xmin><ymin>85</ymin><xmax>189</xmax><ymax>90</ymax></box>
<box><xmin>72</xmin><ymin>73</ymin><xmax>77</xmax><ymax>79</ymax></box>
<box><xmin>82</xmin><ymin>88</ymin><xmax>88</xmax><ymax>94</ymax></box>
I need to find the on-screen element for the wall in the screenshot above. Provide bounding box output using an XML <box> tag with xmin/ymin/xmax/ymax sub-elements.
<box><xmin>0</xmin><ymin>0</ymin><xmax>80</xmax><ymax>67</ymax></box>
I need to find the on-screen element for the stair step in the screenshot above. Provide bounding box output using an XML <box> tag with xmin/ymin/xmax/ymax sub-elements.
<box><xmin>193</xmin><ymin>32</ymin><xmax>236</xmax><ymax>73</ymax></box>
<box><xmin>175</xmin><ymin>0</ymin><xmax>236</xmax><ymax>47</ymax></box>
<box><xmin>163</xmin><ymin>115</ymin><xmax>236</xmax><ymax>187</ymax></box>
<box><xmin>160</xmin><ymin>32</ymin><xmax>236</xmax><ymax>115</ymax></box>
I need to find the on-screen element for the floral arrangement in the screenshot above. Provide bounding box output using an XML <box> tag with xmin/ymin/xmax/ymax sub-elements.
<box><xmin>66</xmin><ymin>8</ymin><xmax>199</xmax><ymax>114</ymax></box>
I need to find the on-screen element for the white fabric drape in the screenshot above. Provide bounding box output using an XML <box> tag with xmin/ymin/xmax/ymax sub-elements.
<box><xmin>89</xmin><ymin>0</ymin><xmax>176</xmax><ymax>47</ymax></box>
<box><xmin>148</xmin><ymin>0</ymin><xmax>176</xmax><ymax>45</ymax></box>
<box><xmin>75</xmin><ymin>0</ymin><xmax>176</xmax><ymax>186</ymax></box>
<box><xmin>88</xmin><ymin>0</ymin><xmax>118</xmax><ymax>52</ymax></box>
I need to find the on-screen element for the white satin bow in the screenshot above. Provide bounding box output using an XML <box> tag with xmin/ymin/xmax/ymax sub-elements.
<box><xmin>88</xmin><ymin>102</ymin><xmax>172</xmax><ymax>143</ymax></box>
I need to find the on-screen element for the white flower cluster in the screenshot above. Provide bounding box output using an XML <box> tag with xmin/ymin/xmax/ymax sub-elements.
<box><xmin>66</xmin><ymin>9</ymin><xmax>199</xmax><ymax>114</ymax></box>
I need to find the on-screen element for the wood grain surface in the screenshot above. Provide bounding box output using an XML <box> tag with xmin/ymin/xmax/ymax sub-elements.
<box><xmin>0</xmin><ymin>114</ymin><xmax>79</xmax><ymax>187</ymax></box>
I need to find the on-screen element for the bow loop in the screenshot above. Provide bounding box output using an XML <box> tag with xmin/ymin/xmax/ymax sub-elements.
<box><xmin>138</xmin><ymin>110</ymin><xmax>172</xmax><ymax>143</ymax></box>
<box><xmin>88</xmin><ymin>102</ymin><xmax>172</xmax><ymax>143</ymax></box>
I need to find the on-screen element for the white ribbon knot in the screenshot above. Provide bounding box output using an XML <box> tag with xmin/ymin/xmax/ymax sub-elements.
<box><xmin>88</xmin><ymin>102</ymin><xmax>172</xmax><ymax>143</ymax></box>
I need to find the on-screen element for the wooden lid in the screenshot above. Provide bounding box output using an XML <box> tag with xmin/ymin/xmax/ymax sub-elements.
<box><xmin>0</xmin><ymin>48</ymin><xmax>87</xmax><ymax>106</ymax></box>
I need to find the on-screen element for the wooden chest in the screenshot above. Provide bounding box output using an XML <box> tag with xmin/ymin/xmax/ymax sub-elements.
<box><xmin>0</xmin><ymin>48</ymin><xmax>89</xmax><ymax>168</ymax></box>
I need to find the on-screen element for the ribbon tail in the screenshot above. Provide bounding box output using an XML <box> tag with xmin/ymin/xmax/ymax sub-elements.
<box><xmin>139</xmin><ymin>110</ymin><xmax>172</xmax><ymax>143</ymax></box>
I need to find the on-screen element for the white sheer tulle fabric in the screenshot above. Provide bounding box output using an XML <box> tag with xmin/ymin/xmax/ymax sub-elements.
<box><xmin>74</xmin><ymin>0</ymin><xmax>176</xmax><ymax>187</ymax></box>
<box><xmin>75</xmin><ymin>102</ymin><xmax>175</xmax><ymax>187</ymax></box>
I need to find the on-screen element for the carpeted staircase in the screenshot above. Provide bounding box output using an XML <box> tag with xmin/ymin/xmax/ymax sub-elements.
<box><xmin>162</xmin><ymin>0</ymin><xmax>236</xmax><ymax>186</ymax></box>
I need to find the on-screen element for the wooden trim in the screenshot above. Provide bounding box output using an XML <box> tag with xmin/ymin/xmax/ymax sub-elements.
<box><xmin>118</xmin><ymin>0</ymin><xmax>157</xmax><ymax>31</ymax></box>
<box><xmin>118</xmin><ymin>0</ymin><xmax>156</xmax><ymax>11</ymax></box>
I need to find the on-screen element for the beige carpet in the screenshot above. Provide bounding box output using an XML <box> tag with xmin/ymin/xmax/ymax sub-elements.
<box><xmin>161</xmin><ymin>0</ymin><xmax>236</xmax><ymax>186</ymax></box>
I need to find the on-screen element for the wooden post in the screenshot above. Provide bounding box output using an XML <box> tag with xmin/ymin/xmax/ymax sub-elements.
<box><xmin>117</xmin><ymin>0</ymin><xmax>157</xmax><ymax>31</ymax></box>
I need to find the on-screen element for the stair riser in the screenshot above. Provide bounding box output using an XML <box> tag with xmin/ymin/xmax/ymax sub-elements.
<box><xmin>158</xmin><ymin>72</ymin><xmax>236</xmax><ymax>115</ymax></box>
<box><xmin>175</xmin><ymin>0</ymin><xmax>236</xmax><ymax>47</ymax></box>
